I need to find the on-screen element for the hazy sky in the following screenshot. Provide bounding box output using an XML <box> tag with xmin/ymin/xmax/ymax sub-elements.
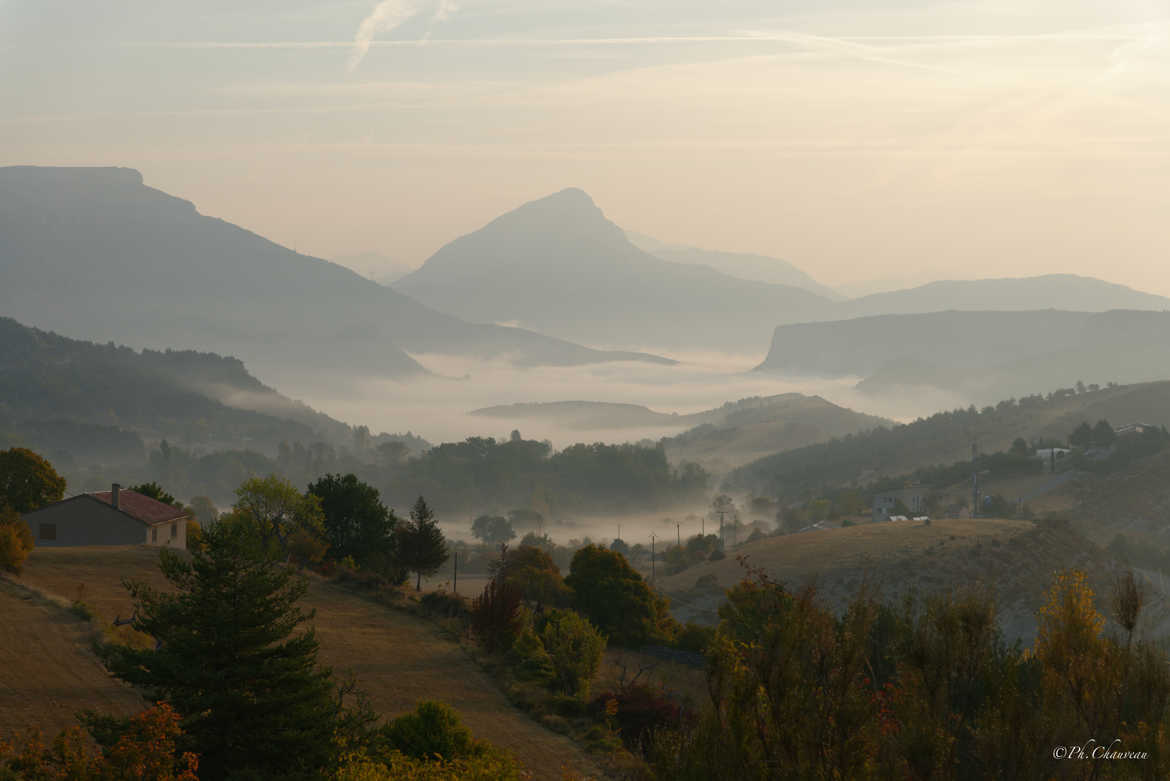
<box><xmin>3</xmin><ymin>1</ymin><xmax>1169</xmax><ymax>295</ymax></box>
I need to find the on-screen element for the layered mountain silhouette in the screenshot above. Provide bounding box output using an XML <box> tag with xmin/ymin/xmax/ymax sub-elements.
<box><xmin>0</xmin><ymin>316</ymin><xmax>423</xmax><ymax>468</ymax></box>
<box><xmin>396</xmin><ymin>188</ymin><xmax>1170</xmax><ymax>353</ymax></box>
<box><xmin>0</xmin><ymin>167</ymin><xmax>670</xmax><ymax>382</ymax></box>
<box><xmin>757</xmin><ymin>310</ymin><xmax>1170</xmax><ymax>404</ymax></box>
<box><xmin>394</xmin><ymin>188</ymin><xmax>831</xmax><ymax>352</ymax></box>
<box><xmin>625</xmin><ymin>231</ymin><xmax>842</xmax><ymax>300</ymax></box>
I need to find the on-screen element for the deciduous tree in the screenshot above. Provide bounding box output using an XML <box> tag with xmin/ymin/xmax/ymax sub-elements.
<box><xmin>0</xmin><ymin>447</ymin><xmax>65</xmax><ymax>514</ymax></box>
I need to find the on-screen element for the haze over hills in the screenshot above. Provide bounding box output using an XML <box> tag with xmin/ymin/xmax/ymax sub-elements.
<box><xmin>0</xmin><ymin>316</ymin><xmax>424</xmax><ymax>471</ymax></box>
<box><xmin>725</xmin><ymin>379</ymin><xmax>1170</xmax><ymax>499</ymax></box>
<box><xmin>471</xmin><ymin>394</ymin><xmax>890</xmax><ymax>473</ymax></box>
<box><xmin>837</xmin><ymin>274</ymin><xmax>1170</xmax><ymax>319</ymax></box>
<box><xmin>624</xmin><ymin>231</ymin><xmax>843</xmax><ymax>300</ymax></box>
<box><xmin>396</xmin><ymin>188</ymin><xmax>1170</xmax><ymax>355</ymax></box>
<box><xmin>0</xmin><ymin>167</ymin><xmax>669</xmax><ymax>384</ymax></box>
<box><xmin>757</xmin><ymin>310</ymin><xmax>1170</xmax><ymax>405</ymax></box>
<box><xmin>394</xmin><ymin>188</ymin><xmax>831</xmax><ymax>352</ymax></box>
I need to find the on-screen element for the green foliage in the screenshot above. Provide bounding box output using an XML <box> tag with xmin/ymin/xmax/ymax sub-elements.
<box><xmin>507</xmin><ymin>614</ymin><xmax>555</xmax><ymax>684</ymax></box>
<box><xmin>227</xmin><ymin>474</ymin><xmax>327</xmax><ymax>561</ymax></box>
<box><xmin>397</xmin><ymin>497</ymin><xmax>448</xmax><ymax>590</ymax></box>
<box><xmin>383</xmin><ymin>436</ymin><xmax>708</xmax><ymax>516</ymax></box>
<box><xmin>308</xmin><ymin>473</ymin><xmax>399</xmax><ymax>571</ymax></box>
<box><xmin>655</xmin><ymin>568</ymin><xmax>1170</xmax><ymax>780</ymax></box>
<box><xmin>470</xmin><ymin>514</ymin><xmax>515</xmax><ymax>545</ymax></box>
<box><xmin>102</xmin><ymin>522</ymin><xmax>366</xmax><ymax>780</ymax></box>
<box><xmin>491</xmin><ymin>545</ymin><xmax>570</xmax><ymax>607</ymax></box>
<box><xmin>128</xmin><ymin>481</ymin><xmax>180</xmax><ymax>507</ymax></box>
<box><xmin>0</xmin><ymin>505</ymin><xmax>33</xmax><ymax>574</ymax></box>
<box><xmin>0</xmin><ymin>447</ymin><xmax>66</xmax><ymax>513</ymax></box>
<box><xmin>538</xmin><ymin>609</ymin><xmax>606</xmax><ymax>699</ymax></box>
<box><xmin>372</xmin><ymin>701</ymin><xmax>477</xmax><ymax>762</ymax></box>
<box><xmin>566</xmin><ymin>545</ymin><xmax>674</xmax><ymax>646</ymax></box>
<box><xmin>662</xmin><ymin>535</ymin><xmax>720</xmax><ymax>576</ymax></box>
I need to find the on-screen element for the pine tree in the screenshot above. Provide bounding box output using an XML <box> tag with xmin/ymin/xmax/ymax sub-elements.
<box><xmin>103</xmin><ymin>522</ymin><xmax>361</xmax><ymax>780</ymax></box>
<box><xmin>398</xmin><ymin>496</ymin><xmax>448</xmax><ymax>591</ymax></box>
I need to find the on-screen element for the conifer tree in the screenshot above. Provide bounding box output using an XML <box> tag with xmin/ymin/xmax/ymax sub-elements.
<box><xmin>104</xmin><ymin>522</ymin><xmax>361</xmax><ymax>779</ymax></box>
<box><xmin>398</xmin><ymin>496</ymin><xmax>448</xmax><ymax>591</ymax></box>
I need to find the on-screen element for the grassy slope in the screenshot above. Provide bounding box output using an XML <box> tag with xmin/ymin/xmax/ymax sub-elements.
<box><xmin>659</xmin><ymin>518</ymin><xmax>1169</xmax><ymax>644</ymax></box>
<box><xmin>14</xmin><ymin>547</ymin><xmax>601</xmax><ymax>781</ymax></box>
<box><xmin>0</xmin><ymin>579</ymin><xmax>144</xmax><ymax>739</ymax></box>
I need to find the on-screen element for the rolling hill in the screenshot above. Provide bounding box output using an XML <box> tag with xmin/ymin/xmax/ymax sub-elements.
<box><xmin>394</xmin><ymin>188</ymin><xmax>831</xmax><ymax>352</ymax></box>
<box><xmin>0</xmin><ymin>166</ymin><xmax>669</xmax><ymax>384</ymax></box>
<box><xmin>725</xmin><ymin>380</ymin><xmax>1170</xmax><ymax>499</ymax></box>
<box><xmin>660</xmin><ymin>518</ymin><xmax>1165</xmax><ymax>645</ymax></box>
<box><xmin>470</xmin><ymin>394</ymin><xmax>889</xmax><ymax>473</ymax></box>
<box><xmin>660</xmin><ymin>394</ymin><xmax>890</xmax><ymax>473</ymax></box>
<box><xmin>0</xmin><ymin>316</ymin><xmax>422</xmax><ymax>470</ymax></box>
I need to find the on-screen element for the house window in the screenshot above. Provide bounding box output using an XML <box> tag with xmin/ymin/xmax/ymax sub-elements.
<box><xmin>171</xmin><ymin>522</ymin><xmax>177</xmax><ymax>539</ymax></box>
<box><xmin>39</xmin><ymin>523</ymin><xmax>56</xmax><ymax>541</ymax></box>
<box><xmin>152</xmin><ymin>527</ymin><xmax>158</xmax><ymax>543</ymax></box>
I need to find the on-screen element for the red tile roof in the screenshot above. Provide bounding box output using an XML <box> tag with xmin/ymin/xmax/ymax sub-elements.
<box><xmin>91</xmin><ymin>490</ymin><xmax>188</xmax><ymax>525</ymax></box>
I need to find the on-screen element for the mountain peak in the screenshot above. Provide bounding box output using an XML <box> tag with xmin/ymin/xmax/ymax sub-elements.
<box><xmin>466</xmin><ymin>186</ymin><xmax>625</xmax><ymax>249</ymax></box>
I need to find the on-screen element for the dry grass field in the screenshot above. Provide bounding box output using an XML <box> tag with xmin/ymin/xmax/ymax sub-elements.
<box><xmin>0</xmin><ymin>579</ymin><xmax>143</xmax><ymax>740</ymax></box>
<box><xmin>660</xmin><ymin>517</ymin><xmax>1033</xmax><ymax>594</ymax></box>
<box><xmin>13</xmin><ymin>546</ymin><xmax>603</xmax><ymax>781</ymax></box>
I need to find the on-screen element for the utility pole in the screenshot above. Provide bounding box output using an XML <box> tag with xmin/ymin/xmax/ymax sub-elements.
<box><xmin>650</xmin><ymin>533</ymin><xmax>656</xmax><ymax>587</ymax></box>
<box><xmin>718</xmin><ymin>510</ymin><xmax>726</xmax><ymax>548</ymax></box>
<box><xmin>453</xmin><ymin>551</ymin><xmax>458</xmax><ymax>595</ymax></box>
<box><xmin>676</xmin><ymin>522</ymin><xmax>681</xmax><ymax>548</ymax></box>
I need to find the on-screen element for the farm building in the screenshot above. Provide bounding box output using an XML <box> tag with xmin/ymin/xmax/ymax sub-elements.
<box><xmin>21</xmin><ymin>483</ymin><xmax>188</xmax><ymax>549</ymax></box>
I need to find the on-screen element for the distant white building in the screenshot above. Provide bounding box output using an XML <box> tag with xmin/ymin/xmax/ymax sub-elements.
<box><xmin>873</xmin><ymin>488</ymin><xmax>926</xmax><ymax>523</ymax></box>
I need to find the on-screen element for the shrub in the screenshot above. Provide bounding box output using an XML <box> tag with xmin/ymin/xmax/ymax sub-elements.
<box><xmin>470</xmin><ymin>577</ymin><xmax>524</xmax><ymax>652</ymax></box>
<box><xmin>419</xmin><ymin>591</ymin><xmax>469</xmax><ymax>620</ymax></box>
<box><xmin>337</xmin><ymin>749</ymin><xmax>524</xmax><ymax>781</ymax></box>
<box><xmin>185</xmin><ymin>518</ymin><xmax>204</xmax><ymax>551</ymax></box>
<box><xmin>565</xmin><ymin>545</ymin><xmax>675</xmax><ymax>646</ymax></box>
<box><xmin>674</xmin><ymin>622</ymin><xmax>715</xmax><ymax>654</ymax></box>
<box><xmin>708</xmin><ymin>548</ymin><xmax>726</xmax><ymax>562</ymax></box>
<box><xmin>0</xmin><ymin>703</ymin><xmax>199</xmax><ymax>780</ymax></box>
<box><xmin>594</xmin><ymin>683</ymin><xmax>688</xmax><ymax>754</ymax></box>
<box><xmin>0</xmin><ymin>506</ymin><xmax>33</xmax><ymax>574</ymax></box>
<box><xmin>507</xmin><ymin>615</ymin><xmax>555</xmax><ymax>684</ymax></box>
<box><xmin>538</xmin><ymin>609</ymin><xmax>606</xmax><ymax>699</ymax></box>
<box><xmin>373</xmin><ymin>701</ymin><xmax>479</xmax><ymax>762</ymax></box>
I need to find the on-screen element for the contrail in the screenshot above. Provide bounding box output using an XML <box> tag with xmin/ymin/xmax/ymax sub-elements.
<box><xmin>349</xmin><ymin>0</ymin><xmax>420</xmax><ymax>71</ymax></box>
<box><xmin>349</xmin><ymin>0</ymin><xmax>459</xmax><ymax>69</ymax></box>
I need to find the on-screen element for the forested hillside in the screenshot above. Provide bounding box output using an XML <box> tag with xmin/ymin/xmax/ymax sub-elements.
<box><xmin>725</xmin><ymin>380</ymin><xmax>1170</xmax><ymax>499</ymax></box>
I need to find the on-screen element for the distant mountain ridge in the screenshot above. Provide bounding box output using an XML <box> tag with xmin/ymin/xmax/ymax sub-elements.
<box><xmin>836</xmin><ymin>274</ymin><xmax>1170</xmax><ymax>319</ymax></box>
<box><xmin>471</xmin><ymin>394</ymin><xmax>890</xmax><ymax>473</ymax></box>
<box><xmin>0</xmin><ymin>166</ymin><xmax>670</xmax><ymax>384</ymax></box>
<box><xmin>756</xmin><ymin>310</ymin><xmax>1170</xmax><ymax>404</ymax></box>
<box><xmin>395</xmin><ymin>188</ymin><xmax>832</xmax><ymax>352</ymax></box>
<box><xmin>625</xmin><ymin>231</ymin><xmax>843</xmax><ymax>300</ymax></box>
<box><xmin>395</xmin><ymin>187</ymin><xmax>1170</xmax><ymax>354</ymax></box>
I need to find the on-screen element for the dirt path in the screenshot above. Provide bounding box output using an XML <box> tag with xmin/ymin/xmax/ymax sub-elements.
<box><xmin>0</xmin><ymin>580</ymin><xmax>144</xmax><ymax>739</ymax></box>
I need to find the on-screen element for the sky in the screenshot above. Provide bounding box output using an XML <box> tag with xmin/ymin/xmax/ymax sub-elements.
<box><xmin>3</xmin><ymin>0</ymin><xmax>1170</xmax><ymax>296</ymax></box>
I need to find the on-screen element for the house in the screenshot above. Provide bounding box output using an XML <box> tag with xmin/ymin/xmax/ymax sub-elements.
<box><xmin>22</xmin><ymin>483</ymin><xmax>188</xmax><ymax>549</ymax></box>
<box><xmin>872</xmin><ymin>488</ymin><xmax>926</xmax><ymax>523</ymax></box>
<box><xmin>1115</xmin><ymin>423</ymin><xmax>1156</xmax><ymax>437</ymax></box>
